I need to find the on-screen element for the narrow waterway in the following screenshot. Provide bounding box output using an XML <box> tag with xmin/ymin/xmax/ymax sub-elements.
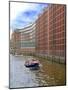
<box><xmin>10</xmin><ymin>54</ymin><xmax>65</xmax><ymax>88</ymax></box>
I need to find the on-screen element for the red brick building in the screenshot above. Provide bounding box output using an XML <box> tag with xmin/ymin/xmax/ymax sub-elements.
<box><xmin>10</xmin><ymin>31</ymin><xmax>21</xmax><ymax>54</ymax></box>
<box><xmin>49</xmin><ymin>5</ymin><xmax>66</xmax><ymax>60</ymax></box>
<box><xmin>36</xmin><ymin>4</ymin><xmax>66</xmax><ymax>63</ymax></box>
<box><xmin>10</xmin><ymin>23</ymin><xmax>36</xmax><ymax>55</ymax></box>
<box><xmin>36</xmin><ymin>7</ymin><xmax>49</xmax><ymax>56</ymax></box>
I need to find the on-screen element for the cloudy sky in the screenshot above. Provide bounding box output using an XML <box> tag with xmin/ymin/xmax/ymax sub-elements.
<box><xmin>10</xmin><ymin>2</ymin><xmax>48</xmax><ymax>30</ymax></box>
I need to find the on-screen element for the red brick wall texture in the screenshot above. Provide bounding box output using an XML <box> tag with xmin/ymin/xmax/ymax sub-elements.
<box><xmin>36</xmin><ymin>4</ymin><xmax>66</xmax><ymax>58</ymax></box>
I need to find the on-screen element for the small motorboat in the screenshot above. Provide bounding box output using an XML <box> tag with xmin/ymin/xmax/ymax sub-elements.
<box><xmin>25</xmin><ymin>59</ymin><xmax>39</xmax><ymax>68</ymax></box>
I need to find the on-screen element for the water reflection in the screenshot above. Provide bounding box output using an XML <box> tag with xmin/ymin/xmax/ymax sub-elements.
<box><xmin>10</xmin><ymin>54</ymin><xmax>65</xmax><ymax>88</ymax></box>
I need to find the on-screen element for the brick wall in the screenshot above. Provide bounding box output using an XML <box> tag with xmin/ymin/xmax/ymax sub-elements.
<box><xmin>36</xmin><ymin>4</ymin><xmax>66</xmax><ymax>63</ymax></box>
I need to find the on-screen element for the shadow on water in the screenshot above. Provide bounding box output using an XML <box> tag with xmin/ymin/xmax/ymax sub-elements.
<box><xmin>29</xmin><ymin>66</ymin><xmax>40</xmax><ymax>70</ymax></box>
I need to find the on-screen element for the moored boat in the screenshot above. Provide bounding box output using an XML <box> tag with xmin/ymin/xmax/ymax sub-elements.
<box><xmin>25</xmin><ymin>59</ymin><xmax>39</xmax><ymax>68</ymax></box>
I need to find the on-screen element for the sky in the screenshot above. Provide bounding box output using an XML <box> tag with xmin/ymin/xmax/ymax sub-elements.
<box><xmin>10</xmin><ymin>2</ymin><xmax>48</xmax><ymax>31</ymax></box>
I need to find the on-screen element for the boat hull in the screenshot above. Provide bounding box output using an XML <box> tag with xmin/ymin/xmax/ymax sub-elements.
<box><xmin>25</xmin><ymin>63</ymin><xmax>39</xmax><ymax>68</ymax></box>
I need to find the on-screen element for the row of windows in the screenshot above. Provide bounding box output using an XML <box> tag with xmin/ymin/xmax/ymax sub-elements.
<box><xmin>49</xmin><ymin>49</ymin><xmax>65</xmax><ymax>51</ymax></box>
<box><xmin>49</xmin><ymin>24</ymin><xmax>64</xmax><ymax>31</ymax></box>
<box><xmin>36</xmin><ymin>32</ymin><xmax>65</xmax><ymax>41</ymax></box>
<box><xmin>21</xmin><ymin>31</ymin><xmax>35</xmax><ymax>36</ymax></box>
<box><xmin>36</xmin><ymin>40</ymin><xmax>48</xmax><ymax>43</ymax></box>
<box><xmin>36</xmin><ymin>50</ymin><xmax>48</xmax><ymax>53</ymax></box>
<box><xmin>36</xmin><ymin>50</ymin><xmax>65</xmax><ymax>56</ymax></box>
<box><xmin>37</xmin><ymin>26</ymin><xmax>64</xmax><ymax>34</ymax></box>
<box><xmin>49</xmin><ymin>27</ymin><xmax>64</xmax><ymax>34</ymax></box>
<box><xmin>39</xmin><ymin>25</ymin><xmax>48</xmax><ymax>30</ymax></box>
<box><xmin>49</xmin><ymin>8</ymin><xmax>64</xmax><ymax>18</ymax></box>
<box><xmin>39</xmin><ymin>17</ymin><xmax>48</xmax><ymax>23</ymax></box>
<box><xmin>49</xmin><ymin>52</ymin><xmax>64</xmax><ymax>56</ymax></box>
<box><xmin>49</xmin><ymin>30</ymin><xmax>65</xmax><ymax>36</ymax></box>
<box><xmin>49</xmin><ymin>20</ymin><xmax>64</xmax><ymax>29</ymax></box>
<box><xmin>36</xmin><ymin>45</ymin><xmax>65</xmax><ymax>49</ymax></box>
<box><xmin>39</xmin><ymin>21</ymin><xmax>48</xmax><ymax>26</ymax></box>
<box><xmin>36</xmin><ymin>36</ymin><xmax>48</xmax><ymax>41</ymax></box>
<box><xmin>36</xmin><ymin>21</ymin><xmax>64</xmax><ymax>32</ymax></box>
<box><xmin>49</xmin><ymin>17</ymin><xmax>64</xmax><ymax>25</ymax></box>
<box><xmin>36</xmin><ymin>47</ymin><xmax>48</xmax><ymax>50</ymax></box>
<box><xmin>36</xmin><ymin>42</ymin><xmax>48</xmax><ymax>45</ymax></box>
<box><xmin>21</xmin><ymin>36</ymin><xmax>35</xmax><ymax>40</ymax></box>
<box><xmin>37</xmin><ymin>21</ymin><xmax>64</xmax><ymax>31</ymax></box>
<box><xmin>21</xmin><ymin>44</ymin><xmax>35</xmax><ymax>47</ymax></box>
<box><xmin>36</xmin><ymin>23</ymin><xmax>48</xmax><ymax>29</ymax></box>
<box><xmin>49</xmin><ymin>32</ymin><xmax>65</xmax><ymax>38</ymax></box>
<box><xmin>49</xmin><ymin>39</ymin><xmax>65</xmax><ymax>44</ymax></box>
<box><xmin>36</xmin><ymin>41</ymin><xmax>48</xmax><ymax>45</ymax></box>
<box><xmin>36</xmin><ymin>30</ymin><xmax>48</xmax><ymax>36</ymax></box>
<box><xmin>50</xmin><ymin>13</ymin><xmax>64</xmax><ymax>23</ymax></box>
<box><xmin>49</xmin><ymin>12</ymin><xmax>64</xmax><ymax>22</ymax></box>
<box><xmin>49</xmin><ymin>44</ymin><xmax>64</xmax><ymax>48</ymax></box>
<box><xmin>49</xmin><ymin>37</ymin><xmax>65</xmax><ymax>42</ymax></box>
<box><xmin>36</xmin><ymin>25</ymin><xmax>65</xmax><ymax>36</ymax></box>
<box><xmin>38</xmin><ymin>40</ymin><xmax>59</xmax><ymax>45</ymax></box>
<box><xmin>36</xmin><ymin>20</ymin><xmax>48</xmax><ymax>26</ymax></box>
<box><xmin>36</xmin><ymin>15</ymin><xmax>64</xmax><ymax>29</ymax></box>
<box><xmin>36</xmin><ymin>42</ymin><xmax>64</xmax><ymax>47</ymax></box>
<box><xmin>21</xmin><ymin>35</ymin><xmax>35</xmax><ymax>39</ymax></box>
<box><xmin>49</xmin><ymin>32</ymin><xmax>65</xmax><ymax>39</ymax></box>
<box><xmin>49</xmin><ymin>5</ymin><xmax>64</xmax><ymax>14</ymax></box>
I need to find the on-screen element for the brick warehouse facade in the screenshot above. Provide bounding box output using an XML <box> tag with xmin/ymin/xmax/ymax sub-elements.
<box><xmin>19</xmin><ymin>23</ymin><xmax>36</xmax><ymax>54</ymax></box>
<box><xmin>10</xmin><ymin>23</ymin><xmax>36</xmax><ymax>55</ymax></box>
<box><xmin>36</xmin><ymin>7</ymin><xmax>49</xmax><ymax>56</ymax></box>
<box><xmin>36</xmin><ymin>4</ymin><xmax>66</xmax><ymax>63</ymax></box>
<box><xmin>10</xmin><ymin>4</ymin><xmax>66</xmax><ymax>63</ymax></box>
<box><xmin>10</xmin><ymin>31</ymin><xmax>21</xmax><ymax>54</ymax></box>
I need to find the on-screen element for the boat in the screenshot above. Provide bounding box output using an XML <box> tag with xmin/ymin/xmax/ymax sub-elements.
<box><xmin>25</xmin><ymin>59</ymin><xmax>39</xmax><ymax>68</ymax></box>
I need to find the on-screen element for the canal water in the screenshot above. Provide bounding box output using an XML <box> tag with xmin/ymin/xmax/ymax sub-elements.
<box><xmin>10</xmin><ymin>54</ymin><xmax>66</xmax><ymax>88</ymax></box>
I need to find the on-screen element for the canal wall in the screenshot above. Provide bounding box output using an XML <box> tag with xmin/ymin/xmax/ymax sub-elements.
<box><xmin>34</xmin><ymin>53</ymin><xmax>66</xmax><ymax>64</ymax></box>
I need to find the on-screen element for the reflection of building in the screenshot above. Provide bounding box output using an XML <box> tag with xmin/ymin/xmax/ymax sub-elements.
<box><xmin>36</xmin><ymin>4</ymin><xmax>66</xmax><ymax>63</ymax></box>
<box><xmin>10</xmin><ymin>23</ymin><xmax>36</xmax><ymax>54</ymax></box>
